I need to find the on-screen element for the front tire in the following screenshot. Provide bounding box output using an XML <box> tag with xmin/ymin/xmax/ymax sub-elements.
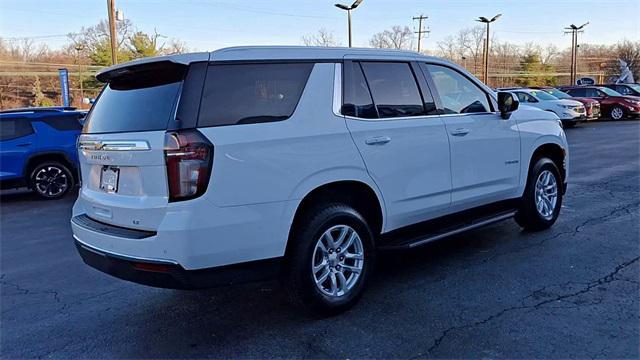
<box><xmin>29</xmin><ymin>162</ymin><xmax>75</xmax><ymax>199</ymax></box>
<box><xmin>282</xmin><ymin>203</ymin><xmax>375</xmax><ymax>315</ymax></box>
<box><xmin>610</xmin><ymin>106</ymin><xmax>625</xmax><ymax>120</ymax></box>
<box><xmin>515</xmin><ymin>158</ymin><xmax>563</xmax><ymax>230</ymax></box>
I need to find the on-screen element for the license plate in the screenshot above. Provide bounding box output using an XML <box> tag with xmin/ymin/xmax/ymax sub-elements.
<box><xmin>100</xmin><ymin>166</ymin><xmax>119</xmax><ymax>193</ymax></box>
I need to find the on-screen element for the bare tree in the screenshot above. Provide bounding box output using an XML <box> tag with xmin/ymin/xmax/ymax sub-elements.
<box><xmin>542</xmin><ymin>44</ymin><xmax>559</xmax><ymax>65</ymax></box>
<box><xmin>162</xmin><ymin>39</ymin><xmax>189</xmax><ymax>55</ymax></box>
<box><xmin>437</xmin><ymin>35</ymin><xmax>458</xmax><ymax>61</ymax></box>
<box><xmin>302</xmin><ymin>28</ymin><xmax>341</xmax><ymax>47</ymax></box>
<box><xmin>369</xmin><ymin>26</ymin><xmax>414</xmax><ymax>50</ymax></box>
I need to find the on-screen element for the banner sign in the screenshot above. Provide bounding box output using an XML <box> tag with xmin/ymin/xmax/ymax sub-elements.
<box><xmin>576</xmin><ymin>76</ymin><xmax>596</xmax><ymax>86</ymax></box>
<box><xmin>58</xmin><ymin>68</ymin><xmax>70</xmax><ymax>107</ymax></box>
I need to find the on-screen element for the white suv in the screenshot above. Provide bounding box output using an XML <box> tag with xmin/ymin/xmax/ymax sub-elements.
<box><xmin>72</xmin><ymin>47</ymin><xmax>568</xmax><ymax>314</ymax></box>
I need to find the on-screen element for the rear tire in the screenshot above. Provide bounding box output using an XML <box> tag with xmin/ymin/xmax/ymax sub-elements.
<box><xmin>29</xmin><ymin>162</ymin><xmax>75</xmax><ymax>199</ymax></box>
<box><xmin>515</xmin><ymin>157</ymin><xmax>563</xmax><ymax>231</ymax></box>
<box><xmin>282</xmin><ymin>203</ymin><xmax>375</xmax><ymax>315</ymax></box>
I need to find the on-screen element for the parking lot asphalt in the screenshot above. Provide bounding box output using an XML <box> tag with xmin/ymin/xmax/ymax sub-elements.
<box><xmin>1</xmin><ymin>121</ymin><xmax>639</xmax><ymax>359</ymax></box>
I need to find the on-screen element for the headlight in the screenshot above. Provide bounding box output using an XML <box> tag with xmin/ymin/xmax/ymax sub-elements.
<box><xmin>626</xmin><ymin>99</ymin><xmax>640</xmax><ymax>105</ymax></box>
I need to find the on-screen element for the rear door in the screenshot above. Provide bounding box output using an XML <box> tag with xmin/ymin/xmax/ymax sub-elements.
<box><xmin>343</xmin><ymin>60</ymin><xmax>451</xmax><ymax>230</ymax></box>
<box><xmin>77</xmin><ymin>62</ymin><xmax>195</xmax><ymax>230</ymax></box>
<box><xmin>0</xmin><ymin>117</ymin><xmax>36</xmax><ymax>180</ymax></box>
<box><xmin>422</xmin><ymin>63</ymin><xmax>521</xmax><ymax>207</ymax></box>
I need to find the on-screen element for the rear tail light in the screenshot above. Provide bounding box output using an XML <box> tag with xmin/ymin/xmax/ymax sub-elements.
<box><xmin>164</xmin><ymin>130</ymin><xmax>213</xmax><ymax>202</ymax></box>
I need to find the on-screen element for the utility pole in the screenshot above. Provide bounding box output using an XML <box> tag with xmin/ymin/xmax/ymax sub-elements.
<box><xmin>564</xmin><ymin>22</ymin><xmax>589</xmax><ymax>84</ymax></box>
<box><xmin>413</xmin><ymin>15</ymin><xmax>429</xmax><ymax>53</ymax></box>
<box><xmin>107</xmin><ymin>0</ymin><xmax>118</xmax><ymax>65</ymax></box>
<box><xmin>476</xmin><ymin>14</ymin><xmax>501</xmax><ymax>84</ymax></box>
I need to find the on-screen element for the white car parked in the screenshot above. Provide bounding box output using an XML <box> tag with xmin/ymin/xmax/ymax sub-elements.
<box><xmin>508</xmin><ymin>88</ymin><xmax>586</xmax><ymax>126</ymax></box>
<box><xmin>72</xmin><ymin>47</ymin><xmax>569</xmax><ymax>314</ymax></box>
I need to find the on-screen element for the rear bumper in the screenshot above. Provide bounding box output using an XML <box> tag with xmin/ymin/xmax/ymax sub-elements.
<box><xmin>75</xmin><ymin>237</ymin><xmax>282</xmax><ymax>289</ymax></box>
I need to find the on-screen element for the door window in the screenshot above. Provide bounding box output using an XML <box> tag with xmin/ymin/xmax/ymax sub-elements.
<box><xmin>566</xmin><ymin>88</ymin><xmax>585</xmax><ymax>97</ymax></box>
<box><xmin>359</xmin><ymin>62</ymin><xmax>427</xmax><ymax>118</ymax></box>
<box><xmin>0</xmin><ymin>118</ymin><xmax>34</xmax><ymax>141</ymax></box>
<box><xmin>342</xmin><ymin>61</ymin><xmax>377</xmax><ymax>118</ymax></box>
<box><xmin>425</xmin><ymin>64</ymin><xmax>491</xmax><ymax>114</ymax></box>
<box><xmin>515</xmin><ymin>92</ymin><xmax>536</xmax><ymax>103</ymax></box>
<box><xmin>584</xmin><ymin>88</ymin><xmax>599</xmax><ymax>98</ymax></box>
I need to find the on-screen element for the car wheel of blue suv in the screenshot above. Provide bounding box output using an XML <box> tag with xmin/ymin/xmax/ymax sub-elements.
<box><xmin>29</xmin><ymin>161</ymin><xmax>75</xmax><ymax>199</ymax></box>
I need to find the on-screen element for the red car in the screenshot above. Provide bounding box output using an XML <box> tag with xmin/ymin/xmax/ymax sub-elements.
<box><xmin>558</xmin><ymin>86</ymin><xmax>640</xmax><ymax>120</ymax></box>
<box><xmin>530</xmin><ymin>86</ymin><xmax>601</xmax><ymax>120</ymax></box>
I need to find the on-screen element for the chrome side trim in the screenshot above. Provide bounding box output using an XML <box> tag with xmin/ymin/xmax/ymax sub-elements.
<box><xmin>333</xmin><ymin>62</ymin><xmax>342</xmax><ymax>116</ymax></box>
<box><xmin>73</xmin><ymin>235</ymin><xmax>179</xmax><ymax>265</ymax></box>
<box><xmin>78</xmin><ymin>140</ymin><xmax>151</xmax><ymax>151</ymax></box>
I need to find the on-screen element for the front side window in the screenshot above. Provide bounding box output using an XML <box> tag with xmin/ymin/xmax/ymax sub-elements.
<box><xmin>426</xmin><ymin>64</ymin><xmax>491</xmax><ymax>114</ymax></box>
<box><xmin>0</xmin><ymin>118</ymin><xmax>34</xmax><ymax>141</ymax></box>
<box><xmin>360</xmin><ymin>62</ymin><xmax>426</xmax><ymax>118</ymax></box>
<box><xmin>515</xmin><ymin>92</ymin><xmax>534</xmax><ymax>103</ymax></box>
<box><xmin>198</xmin><ymin>63</ymin><xmax>313</xmax><ymax>127</ymax></box>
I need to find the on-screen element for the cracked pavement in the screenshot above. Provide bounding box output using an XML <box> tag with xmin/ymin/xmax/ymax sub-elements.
<box><xmin>1</xmin><ymin>121</ymin><xmax>639</xmax><ymax>358</ymax></box>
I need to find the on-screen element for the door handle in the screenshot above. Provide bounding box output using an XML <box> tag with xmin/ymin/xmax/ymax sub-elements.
<box><xmin>365</xmin><ymin>136</ymin><xmax>391</xmax><ymax>145</ymax></box>
<box><xmin>450</xmin><ymin>128</ymin><xmax>470</xmax><ymax>137</ymax></box>
<box><xmin>16</xmin><ymin>142</ymin><xmax>32</xmax><ymax>147</ymax></box>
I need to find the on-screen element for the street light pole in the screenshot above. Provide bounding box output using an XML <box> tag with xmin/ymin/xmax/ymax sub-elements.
<box><xmin>75</xmin><ymin>43</ymin><xmax>85</xmax><ymax>108</ymax></box>
<box><xmin>476</xmin><ymin>14</ymin><xmax>501</xmax><ymax>84</ymax></box>
<box><xmin>347</xmin><ymin>9</ymin><xmax>352</xmax><ymax>48</ymax></box>
<box><xmin>335</xmin><ymin>0</ymin><xmax>364</xmax><ymax>48</ymax></box>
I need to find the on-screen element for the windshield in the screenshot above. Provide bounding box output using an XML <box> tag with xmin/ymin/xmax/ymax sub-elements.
<box><xmin>627</xmin><ymin>84</ymin><xmax>640</xmax><ymax>92</ymax></box>
<box><xmin>599</xmin><ymin>87</ymin><xmax>622</xmax><ymax>96</ymax></box>
<box><xmin>530</xmin><ymin>90</ymin><xmax>558</xmax><ymax>101</ymax></box>
<box><xmin>544</xmin><ymin>88</ymin><xmax>570</xmax><ymax>99</ymax></box>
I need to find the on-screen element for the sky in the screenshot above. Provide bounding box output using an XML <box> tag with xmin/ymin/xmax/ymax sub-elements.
<box><xmin>1</xmin><ymin>0</ymin><xmax>639</xmax><ymax>53</ymax></box>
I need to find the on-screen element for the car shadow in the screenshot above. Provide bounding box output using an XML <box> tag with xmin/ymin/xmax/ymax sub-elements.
<box><xmin>0</xmin><ymin>187</ymin><xmax>79</xmax><ymax>203</ymax></box>
<box><xmin>104</xmin><ymin>222</ymin><xmax>524</xmax><ymax>358</ymax></box>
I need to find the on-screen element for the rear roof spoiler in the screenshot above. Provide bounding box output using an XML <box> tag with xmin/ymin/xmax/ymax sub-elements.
<box><xmin>96</xmin><ymin>52</ymin><xmax>210</xmax><ymax>83</ymax></box>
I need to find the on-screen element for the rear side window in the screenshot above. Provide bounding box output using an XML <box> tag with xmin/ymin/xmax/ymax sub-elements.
<box><xmin>198</xmin><ymin>63</ymin><xmax>313</xmax><ymax>127</ymax></box>
<box><xmin>360</xmin><ymin>62</ymin><xmax>425</xmax><ymax>118</ymax></box>
<box><xmin>83</xmin><ymin>66</ymin><xmax>185</xmax><ymax>134</ymax></box>
<box><xmin>40</xmin><ymin>115</ymin><xmax>83</xmax><ymax>131</ymax></box>
<box><xmin>0</xmin><ymin>118</ymin><xmax>34</xmax><ymax>141</ymax></box>
<box><xmin>342</xmin><ymin>62</ymin><xmax>377</xmax><ymax>118</ymax></box>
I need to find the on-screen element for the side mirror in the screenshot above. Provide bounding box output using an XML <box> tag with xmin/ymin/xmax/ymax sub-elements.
<box><xmin>497</xmin><ymin>92</ymin><xmax>519</xmax><ymax>119</ymax></box>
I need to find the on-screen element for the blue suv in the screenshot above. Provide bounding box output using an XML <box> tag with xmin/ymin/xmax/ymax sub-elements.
<box><xmin>0</xmin><ymin>106</ymin><xmax>86</xmax><ymax>199</ymax></box>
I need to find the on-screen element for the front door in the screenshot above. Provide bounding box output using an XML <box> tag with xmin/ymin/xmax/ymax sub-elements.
<box><xmin>422</xmin><ymin>63</ymin><xmax>521</xmax><ymax>208</ymax></box>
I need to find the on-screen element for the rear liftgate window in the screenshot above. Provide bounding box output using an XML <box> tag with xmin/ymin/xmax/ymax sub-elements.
<box><xmin>198</xmin><ymin>63</ymin><xmax>314</xmax><ymax>127</ymax></box>
<box><xmin>83</xmin><ymin>62</ymin><xmax>186</xmax><ymax>134</ymax></box>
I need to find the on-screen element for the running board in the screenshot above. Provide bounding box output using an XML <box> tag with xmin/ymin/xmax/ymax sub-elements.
<box><xmin>379</xmin><ymin>206</ymin><xmax>517</xmax><ymax>250</ymax></box>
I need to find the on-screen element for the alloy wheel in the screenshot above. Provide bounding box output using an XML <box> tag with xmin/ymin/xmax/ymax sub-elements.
<box><xmin>535</xmin><ymin>170</ymin><xmax>558</xmax><ymax>220</ymax></box>
<box><xmin>611</xmin><ymin>107</ymin><xmax>624</xmax><ymax>120</ymax></box>
<box><xmin>312</xmin><ymin>225</ymin><xmax>364</xmax><ymax>298</ymax></box>
<box><xmin>34</xmin><ymin>166</ymin><xmax>69</xmax><ymax>197</ymax></box>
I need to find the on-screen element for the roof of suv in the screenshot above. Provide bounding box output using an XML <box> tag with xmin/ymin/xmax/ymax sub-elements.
<box><xmin>96</xmin><ymin>46</ymin><xmax>442</xmax><ymax>82</ymax></box>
